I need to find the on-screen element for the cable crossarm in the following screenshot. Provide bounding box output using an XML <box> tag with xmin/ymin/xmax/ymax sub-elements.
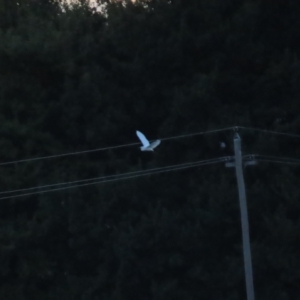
<box><xmin>0</xmin><ymin>127</ymin><xmax>234</xmax><ymax>166</ymax></box>
<box><xmin>0</xmin><ymin>156</ymin><xmax>231</xmax><ymax>200</ymax></box>
<box><xmin>243</xmin><ymin>154</ymin><xmax>300</xmax><ymax>165</ymax></box>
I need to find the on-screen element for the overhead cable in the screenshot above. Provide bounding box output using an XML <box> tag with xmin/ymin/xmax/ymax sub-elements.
<box><xmin>2</xmin><ymin>125</ymin><xmax>300</xmax><ymax>167</ymax></box>
<box><xmin>239</xmin><ymin>126</ymin><xmax>300</xmax><ymax>139</ymax></box>
<box><xmin>0</xmin><ymin>127</ymin><xmax>234</xmax><ymax>166</ymax></box>
<box><xmin>246</xmin><ymin>154</ymin><xmax>300</xmax><ymax>166</ymax></box>
<box><xmin>0</xmin><ymin>156</ymin><xmax>231</xmax><ymax>200</ymax></box>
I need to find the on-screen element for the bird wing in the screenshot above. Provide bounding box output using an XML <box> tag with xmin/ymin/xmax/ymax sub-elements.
<box><xmin>150</xmin><ymin>140</ymin><xmax>161</xmax><ymax>149</ymax></box>
<box><xmin>136</xmin><ymin>130</ymin><xmax>150</xmax><ymax>147</ymax></box>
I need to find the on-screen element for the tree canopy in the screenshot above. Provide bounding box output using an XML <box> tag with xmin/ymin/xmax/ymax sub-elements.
<box><xmin>1</xmin><ymin>0</ymin><xmax>300</xmax><ymax>299</ymax></box>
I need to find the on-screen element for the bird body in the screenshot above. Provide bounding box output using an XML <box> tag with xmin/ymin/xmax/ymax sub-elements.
<box><xmin>136</xmin><ymin>130</ymin><xmax>161</xmax><ymax>151</ymax></box>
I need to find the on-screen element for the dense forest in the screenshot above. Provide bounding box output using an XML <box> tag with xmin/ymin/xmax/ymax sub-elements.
<box><xmin>1</xmin><ymin>0</ymin><xmax>300</xmax><ymax>299</ymax></box>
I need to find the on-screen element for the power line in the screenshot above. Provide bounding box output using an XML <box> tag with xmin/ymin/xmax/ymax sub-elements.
<box><xmin>239</xmin><ymin>126</ymin><xmax>300</xmax><ymax>139</ymax></box>
<box><xmin>255</xmin><ymin>155</ymin><xmax>300</xmax><ymax>166</ymax></box>
<box><xmin>1</xmin><ymin>126</ymin><xmax>300</xmax><ymax>167</ymax></box>
<box><xmin>3</xmin><ymin>151</ymin><xmax>299</xmax><ymax>200</ymax></box>
<box><xmin>0</xmin><ymin>156</ymin><xmax>230</xmax><ymax>200</ymax></box>
<box><xmin>0</xmin><ymin>158</ymin><xmax>229</xmax><ymax>195</ymax></box>
<box><xmin>0</xmin><ymin>127</ymin><xmax>234</xmax><ymax>167</ymax></box>
<box><xmin>161</xmin><ymin>127</ymin><xmax>234</xmax><ymax>141</ymax></box>
<box><xmin>255</xmin><ymin>158</ymin><xmax>300</xmax><ymax>165</ymax></box>
<box><xmin>243</xmin><ymin>154</ymin><xmax>300</xmax><ymax>165</ymax></box>
<box><xmin>0</xmin><ymin>142</ymin><xmax>139</xmax><ymax>166</ymax></box>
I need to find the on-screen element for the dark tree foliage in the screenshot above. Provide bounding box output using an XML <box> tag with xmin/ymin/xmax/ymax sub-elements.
<box><xmin>1</xmin><ymin>0</ymin><xmax>300</xmax><ymax>299</ymax></box>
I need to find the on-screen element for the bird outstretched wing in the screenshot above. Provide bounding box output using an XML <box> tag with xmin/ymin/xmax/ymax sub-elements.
<box><xmin>136</xmin><ymin>130</ymin><xmax>150</xmax><ymax>147</ymax></box>
<box><xmin>150</xmin><ymin>140</ymin><xmax>161</xmax><ymax>149</ymax></box>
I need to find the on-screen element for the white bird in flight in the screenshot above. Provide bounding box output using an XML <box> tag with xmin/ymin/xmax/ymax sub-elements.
<box><xmin>136</xmin><ymin>130</ymin><xmax>161</xmax><ymax>151</ymax></box>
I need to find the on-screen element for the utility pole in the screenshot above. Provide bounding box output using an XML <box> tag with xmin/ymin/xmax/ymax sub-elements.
<box><xmin>226</xmin><ymin>132</ymin><xmax>255</xmax><ymax>300</ymax></box>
